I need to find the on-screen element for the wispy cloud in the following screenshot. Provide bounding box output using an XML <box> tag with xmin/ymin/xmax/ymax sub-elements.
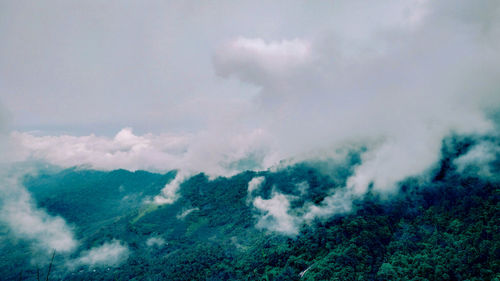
<box><xmin>146</xmin><ymin>236</ymin><xmax>166</xmax><ymax>248</ymax></box>
<box><xmin>0</xmin><ymin>174</ymin><xmax>77</xmax><ymax>253</ymax></box>
<box><xmin>253</xmin><ymin>192</ymin><xmax>300</xmax><ymax>236</ymax></box>
<box><xmin>176</xmin><ymin>207</ymin><xmax>199</xmax><ymax>220</ymax></box>
<box><xmin>454</xmin><ymin>140</ymin><xmax>500</xmax><ymax>177</ymax></box>
<box><xmin>71</xmin><ymin>240</ymin><xmax>130</xmax><ymax>268</ymax></box>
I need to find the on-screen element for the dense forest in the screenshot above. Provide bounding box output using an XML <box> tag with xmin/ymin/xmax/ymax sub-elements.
<box><xmin>0</xmin><ymin>135</ymin><xmax>499</xmax><ymax>280</ymax></box>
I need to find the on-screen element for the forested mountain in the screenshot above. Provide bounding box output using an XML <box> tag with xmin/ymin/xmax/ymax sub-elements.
<box><xmin>1</xmin><ymin>136</ymin><xmax>499</xmax><ymax>280</ymax></box>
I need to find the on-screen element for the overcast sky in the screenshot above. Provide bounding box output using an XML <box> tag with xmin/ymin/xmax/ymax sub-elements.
<box><xmin>0</xmin><ymin>0</ymin><xmax>446</xmax><ymax>135</ymax></box>
<box><xmin>1</xmin><ymin>0</ymin><xmax>499</xmax><ymax>180</ymax></box>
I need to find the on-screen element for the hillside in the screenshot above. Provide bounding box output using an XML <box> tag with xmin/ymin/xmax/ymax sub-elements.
<box><xmin>1</xmin><ymin>137</ymin><xmax>499</xmax><ymax>281</ymax></box>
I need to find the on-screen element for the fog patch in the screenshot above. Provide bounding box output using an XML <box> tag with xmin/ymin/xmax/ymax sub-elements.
<box><xmin>454</xmin><ymin>140</ymin><xmax>500</xmax><ymax>177</ymax></box>
<box><xmin>296</xmin><ymin>181</ymin><xmax>309</xmax><ymax>195</ymax></box>
<box><xmin>146</xmin><ymin>237</ymin><xmax>166</xmax><ymax>248</ymax></box>
<box><xmin>71</xmin><ymin>240</ymin><xmax>129</xmax><ymax>268</ymax></box>
<box><xmin>0</xmin><ymin>174</ymin><xmax>77</xmax><ymax>254</ymax></box>
<box><xmin>154</xmin><ymin>172</ymin><xmax>185</xmax><ymax>205</ymax></box>
<box><xmin>253</xmin><ymin>192</ymin><xmax>300</xmax><ymax>236</ymax></box>
<box><xmin>246</xmin><ymin>176</ymin><xmax>265</xmax><ymax>204</ymax></box>
<box><xmin>176</xmin><ymin>207</ymin><xmax>199</xmax><ymax>220</ymax></box>
<box><xmin>303</xmin><ymin>191</ymin><xmax>353</xmax><ymax>221</ymax></box>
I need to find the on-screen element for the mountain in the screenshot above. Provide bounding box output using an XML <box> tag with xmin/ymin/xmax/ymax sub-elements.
<box><xmin>0</xmin><ymin>136</ymin><xmax>499</xmax><ymax>280</ymax></box>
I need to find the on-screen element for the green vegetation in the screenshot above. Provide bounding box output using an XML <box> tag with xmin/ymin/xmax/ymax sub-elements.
<box><xmin>1</xmin><ymin>137</ymin><xmax>499</xmax><ymax>280</ymax></box>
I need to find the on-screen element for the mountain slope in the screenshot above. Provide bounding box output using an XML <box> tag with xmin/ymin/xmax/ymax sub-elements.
<box><xmin>1</xmin><ymin>137</ymin><xmax>499</xmax><ymax>280</ymax></box>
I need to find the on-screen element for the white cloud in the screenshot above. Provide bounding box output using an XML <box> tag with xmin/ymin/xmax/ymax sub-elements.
<box><xmin>154</xmin><ymin>173</ymin><xmax>185</xmax><ymax>205</ymax></box>
<box><xmin>0</xmin><ymin>174</ymin><xmax>77</xmax><ymax>253</ymax></box>
<box><xmin>246</xmin><ymin>176</ymin><xmax>265</xmax><ymax>205</ymax></box>
<box><xmin>296</xmin><ymin>181</ymin><xmax>309</xmax><ymax>195</ymax></box>
<box><xmin>11</xmin><ymin>127</ymin><xmax>271</xmax><ymax>176</ymax></box>
<box><xmin>247</xmin><ymin>176</ymin><xmax>265</xmax><ymax>194</ymax></box>
<box><xmin>454</xmin><ymin>140</ymin><xmax>499</xmax><ymax>177</ymax></box>
<box><xmin>146</xmin><ymin>236</ymin><xmax>166</xmax><ymax>248</ymax></box>
<box><xmin>253</xmin><ymin>192</ymin><xmax>299</xmax><ymax>235</ymax></box>
<box><xmin>214</xmin><ymin>38</ymin><xmax>311</xmax><ymax>85</ymax></box>
<box><xmin>303</xmin><ymin>191</ymin><xmax>353</xmax><ymax>221</ymax></box>
<box><xmin>0</xmin><ymin>106</ymin><xmax>78</xmax><ymax>256</ymax></box>
<box><xmin>11</xmin><ymin>128</ymin><xmax>273</xmax><ymax>206</ymax></box>
<box><xmin>176</xmin><ymin>207</ymin><xmax>199</xmax><ymax>220</ymax></box>
<box><xmin>11</xmin><ymin>128</ymin><xmax>189</xmax><ymax>172</ymax></box>
<box><xmin>72</xmin><ymin>240</ymin><xmax>130</xmax><ymax>268</ymax></box>
<box><xmin>346</xmin><ymin>133</ymin><xmax>444</xmax><ymax>195</ymax></box>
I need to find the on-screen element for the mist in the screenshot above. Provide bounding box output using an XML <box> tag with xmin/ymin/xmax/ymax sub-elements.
<box><xmin>0</xmin><ymin>173</ymin><xmax>78</xmax><ymax>253</ymax></box>
<box><xmin>70</xmin><ymin>240</ymin><xmax>130</xmax><ymax>268</ymax></box>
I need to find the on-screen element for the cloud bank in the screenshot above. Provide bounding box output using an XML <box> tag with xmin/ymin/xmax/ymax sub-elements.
<box><xmin>12</xmin><ymin>127</ymin><xmax>270</xmax><ymax>176</ymax></box>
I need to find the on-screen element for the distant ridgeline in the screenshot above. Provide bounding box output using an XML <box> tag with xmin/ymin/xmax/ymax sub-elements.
<box><xmin>1</xmin><ymin>135</ymin><xmax>499</xmax><ymax>280</ymax></box>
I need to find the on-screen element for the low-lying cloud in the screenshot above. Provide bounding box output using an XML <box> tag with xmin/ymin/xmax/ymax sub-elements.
<box><xmin>248</xmin><ymin>138</ymin><xmax>500</xmax><ymax>235</ymax></box>
<box><xmin>12</xmin><ymin>127</ymin><xmax>270</xmax><ymax>175</ymax></box>
<box><xmin>71</xmin><ymin>240</ymin><xmax>130</xmax><ymax>268</ymax></box>
<box><xmin>176</xmin><ymin>207</ymin><xmax>199</xmax><ymax>220</ymax></box>
<box><xmin>146</xmin><ymin>236</ymin><xmax>166</xmax><ymax>248</ymax></box>
<box><xmin>154</xmin><ymin>172</ymin><xmax>185</xmax><ymax>205</ymax></box>
<box><xmin>248</xmin><ymin>178</ymin><xmax>353</xmax><ymax>236</ymax></box>
<box><xmin>253</xmin><ymin>192</ymin><xmax>300</xmax><ymax>236</ymax></box>
<box><xmin>0</xmin><ymin>173</ymin><xmax>78</xmax><ymax>254</ymax></box>
<box><xmin>454</xmin><ymin>140</ymin><xmax>500</xmax><ymax>178</ymax></box>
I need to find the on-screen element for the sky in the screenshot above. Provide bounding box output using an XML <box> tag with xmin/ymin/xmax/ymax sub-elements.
<box><xmin>0</xmin><ymin>0</ymin><xmax>332</xmax><ymax>135</ymax></box>
<box><xmin>0</xmin><ymin>0</ymin><xmax>473</xmax><ymax>135</ymax></box>
<box><xmin>1</xmin><ymin>0</ymin><xmax>500</xmax><ymax>179</ymax></box>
